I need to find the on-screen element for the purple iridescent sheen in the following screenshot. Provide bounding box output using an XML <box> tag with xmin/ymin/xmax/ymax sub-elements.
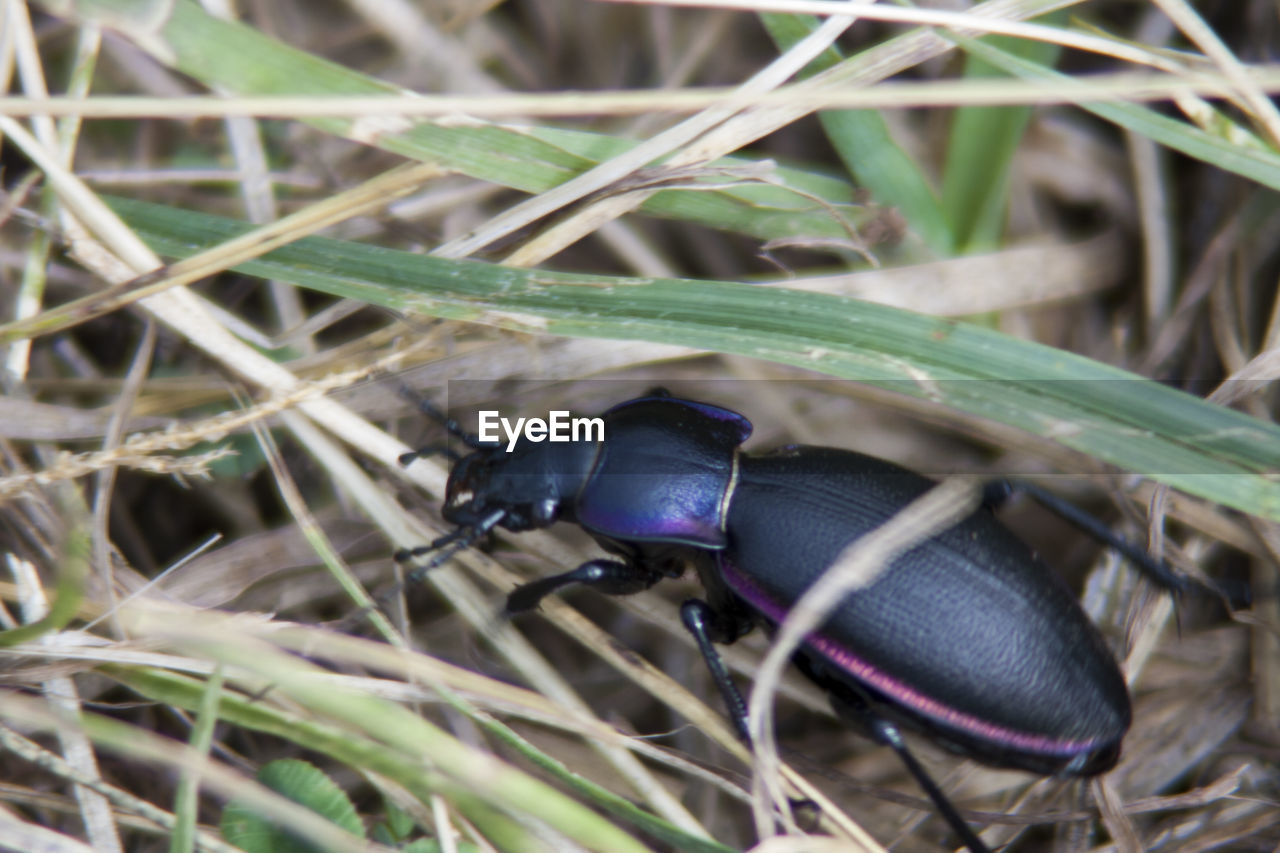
<box><xmin>578</xmin><ymin>473</ymin><xmax>728</xmax><ymax>547</ymax></box>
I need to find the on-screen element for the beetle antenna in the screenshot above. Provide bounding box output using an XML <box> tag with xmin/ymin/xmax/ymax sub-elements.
<box><xmin>336</xmin><ymin>519</ymin><xmax>507</xmax><ymax>632</ymax></box>
<box><xmin>399</xmin><ymin>444</ymin><xmax>462</xmax><ymax>465</ymax></box>
<box><xmin>393</xmin><ymin>508</ymin><xmax>508</xmax><ymax>584</ymax></box>
<box><xmin>352</xmin><ymin>511</ymin><xmax>510</xmax><ymax>626</ymax></box>
<box><xmin>397</xmin><ymin>384</ymin><xmax>497</xmax><ymax>449</ymax></box>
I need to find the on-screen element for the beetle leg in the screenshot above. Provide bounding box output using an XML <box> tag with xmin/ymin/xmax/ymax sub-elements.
<box><xmin>506</xmin><ymin>559</ymin><xmax>665</xmax><ymax>613</ymax></box>
<box><xmin>979</xmin><ymin>479</ymin><xmax>1016</xmax><ymax>511</ymax></box>
<box><xmin>680</xmin><ymin>600</ymin><xmax>991</xmax><ymax>853</ymax></box>
<box><xmin>833</xmin><ymin>695</ymin><xmax>993</xmax><ymax>853</ymax></box>
<box><xmin>680</xmin><ymin>599</ymin><xmax>751</xmax><ymax>740</ymax></box>
<box><xmin>986</xmin><ymin>479</ymin><xmax>1192</xmax><ymax>593</ymax></box>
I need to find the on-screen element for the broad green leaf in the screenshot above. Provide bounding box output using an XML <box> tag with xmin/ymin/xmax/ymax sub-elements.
<box><xmin>221</xmin><ymin>759</ymin><xmax>364</xmax><ymax>853</ymax></box>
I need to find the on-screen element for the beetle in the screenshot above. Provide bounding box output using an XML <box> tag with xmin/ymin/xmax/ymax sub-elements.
<box><xmin>397</xmin><ymin>390</ymin><xmax>1187</xmax><ymax>852</ymax></box>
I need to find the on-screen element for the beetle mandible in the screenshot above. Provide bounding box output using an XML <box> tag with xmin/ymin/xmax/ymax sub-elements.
<box><xmin>398</xmin><ymin>390</ymin><xmax>1186</xmax><ymax>852</ymax></box>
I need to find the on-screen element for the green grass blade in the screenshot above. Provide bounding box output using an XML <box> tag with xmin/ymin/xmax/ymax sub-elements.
<box><xmin>110</xmin><ymin>662</ymin><xmax>730</xmax><ymax>853</ymax></box>
<box><xmin>943</xmin><ymin>14</ymin><xmax>1066</xmax><ymax>252</ymax></box>
<box><xmin>52</xmin><ymin>0</ymin><xmax>863</xmax><ymax>247</ymax></box>
<box><xmin>102</xmin><ymin>666</ymin><xmax>555</xmax><ymax>852</ymax></box>
<box><xmin>761</xmin><ymin>13</ymin><xmax>954</xmax><ymax>255</ymax></box>
<box><xmin>169</xmin><ymin>666</ymin><xmax>223</xmax><ymax>853</ymax></box>
<box><xmin>0</xmin><ymin>509</ymin><xmax>87</xmax><ymax>648</ymax></box>
<box><xmin>958</xmin><ymin>33</ymin><xmax>1280</xmax><ymax>192</ymax></box>
<box><xmin>108</xmin><ymin>196</ymin><xmax>1280</xmax><ymax>520</ymax></box>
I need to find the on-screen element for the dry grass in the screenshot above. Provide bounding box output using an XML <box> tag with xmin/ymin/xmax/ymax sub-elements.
<box><xmin>1</xmin><ymin>1</ymin><xmax>1278</xmax><ymax>851</ymax></box>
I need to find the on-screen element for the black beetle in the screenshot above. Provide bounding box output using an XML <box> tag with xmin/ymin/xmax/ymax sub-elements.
<box><xmin>398</xmin><ymin>391</ymin><xmax>1185</xmax><ymax>852</ymax></box>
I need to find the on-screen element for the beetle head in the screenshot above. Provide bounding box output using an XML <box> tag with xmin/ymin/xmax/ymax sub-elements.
<box><xmin>442</xmin><ymin>443</ymin><xmax>580</xmax><ymax>534</ymax></box>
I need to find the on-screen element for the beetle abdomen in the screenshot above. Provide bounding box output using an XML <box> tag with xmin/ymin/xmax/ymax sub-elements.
<box><xmin>719</xmin><ymin>447</ymin><xmax>1130</xmax><ymax>775</ymax></box>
